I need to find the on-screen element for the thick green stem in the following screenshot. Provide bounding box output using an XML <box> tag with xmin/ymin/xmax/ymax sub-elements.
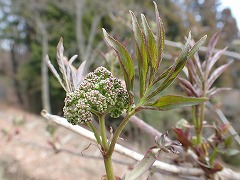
<box><xmin>103</xmin><ymin>155</ymin><xmax>115</xmax><ymax>180</ymax></box>
<box><xmin>98</xmin><ymin>114</ymin><xmax>115</xmax><ymax>179</ymax></box>
<box><xmin>99</xmin><ymin>114</ymin><xmax>108</xmax><ymax>150</ymax></box>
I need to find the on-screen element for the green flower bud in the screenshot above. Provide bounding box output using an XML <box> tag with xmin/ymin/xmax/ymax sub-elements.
<box><xmin>63</xmin><ymin>66</ymin><xmax>129</xmax><ymax>125</ymax></box>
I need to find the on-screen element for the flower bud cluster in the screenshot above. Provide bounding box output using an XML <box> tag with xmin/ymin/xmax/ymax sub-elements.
<box><xmin>63</xmin><ymin>66</ymin><xmax>129</xmax><ymax>124</ymax></box>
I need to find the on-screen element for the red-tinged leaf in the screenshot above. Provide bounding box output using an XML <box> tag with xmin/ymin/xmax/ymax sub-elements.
<box><xmin>219</xmin><ymin>123</ymin><xmax>231</xmax><ymax>135</ymax></box>
<box><xmin>173</xmin><ymin>128</ymin><xmax>192</xmax><ymax>147</ymax></box>
<box><xmin>186</xmin><ymin>60</ymin><xmax>202</xmax><ymax>89</ymax></box>
<box><xmin>207</xmin><ymin>87</ymin><xmax>231</xmax><ymax>98</ymax></box>
<box><xmin>141</xmin><ymin>14</ymin><xmax>157</xmax><ymax>71</ymax></box>
<box><xmin>149</xmin><ymin>95</ymin><xmax>207</xmax><ymax>111</ymax></box>
<box><xmin>208</xmin><ymin>47</ymin><xmax>228</xmax><ymax>72</ymax></box>
<box><xmin>206</xmin><ymin>61</ymin><xmax>233</xmax><ymax>90</ymax></box>
<box><xmin>154</xmin><ymin>1</ymin><xmax>165</xmax><ymax>69</ymax></box>
<box><xmin>130</xmin><ymin>11</ymin><xmax>148</xmax><ymax>97</ymax></box>
<box><xmin>178</xmin><ymin>77</ymin><xmax>199</xmax><ymax>97</ymax></box>
<box><xmin>103</xmin><ymin>29</ymin><xmax>134</xmax><ymax>92</ymax></box>
<box><xmin>206</xmin><ymin>31</ymin><xmax>221</xmax><ymax>60</ymax></box>
<box><xmin>190</xmin><ymin>40</ymin><xmax>204</xmax><ymax>78</ymax></box>
<box><xmin>209</xmin><ymin>162</ymin><xmax>223</xmax><ymax>174</ymax></box>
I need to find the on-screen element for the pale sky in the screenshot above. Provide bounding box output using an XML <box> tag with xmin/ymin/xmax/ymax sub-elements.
<box><xmin>220</xmin><ymin>0</ymin><xmax>240</xmax><ymax>30</ymax></box>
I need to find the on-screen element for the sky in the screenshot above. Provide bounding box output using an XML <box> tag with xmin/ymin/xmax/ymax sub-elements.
<box><xmin>220</xmin><ymin>0</ymin><xmax>240</xmax><ymax>30</ymax></box>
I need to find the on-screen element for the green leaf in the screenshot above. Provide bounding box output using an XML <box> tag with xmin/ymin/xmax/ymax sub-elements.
<box><xmin>187</xmin><ymin>35</ymin><xmax>207</xmax><ymax>60</ymax></box>
<box><xmin>149</xmin><ymin>95</ymin><xmax>207</xmax><ymax>111</ymax></box>
<box><xmin>141</xmin><ymin>14</ymin><xmax>157</xmax><ymax>71</ymax></box>
<box><xmin>124</xmin><ymin>149</ymin><xmax>158</xmax><ymax>180</ymax></box>
<box><xmin>154</xmin><ymin>1</ymin><xmax>165</xmax><ymax>70</ymax></box>
<box><xmin>102</xmin><ymin>28</ymin><xmax>134</xmax><ymax>92</ymax></box>
<box><xmin>130</xmin><ymin>11</ymin><xmax>148</xmax><ymax>97</ymax></box>
<box><xmin>147</xmin><ymin>32</ymin><xmax>191</xmax><ymax>99</ymax></box>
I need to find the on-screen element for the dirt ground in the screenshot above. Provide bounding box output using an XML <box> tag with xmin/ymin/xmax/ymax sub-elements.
<box><xmin>0</xmin><ymin>104</ymin><xmax>140</xmax><ymax>180</ymax></box>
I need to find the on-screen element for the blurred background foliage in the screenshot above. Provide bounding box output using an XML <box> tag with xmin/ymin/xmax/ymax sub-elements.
<box><xmin>0</xmin><ymin>0</ymin><xmax>240</xmax><ymax>156</ymax></box>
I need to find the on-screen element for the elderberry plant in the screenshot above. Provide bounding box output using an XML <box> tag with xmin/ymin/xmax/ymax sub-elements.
<box><xmin>47</xmin><ymin>2</ymin><xmax>207</xmax><ymax>179</ymax></box>
<box><xmin>63</xmin><ymin>66</ymin><xmax>129</xmax><ymax>124</ymax></box>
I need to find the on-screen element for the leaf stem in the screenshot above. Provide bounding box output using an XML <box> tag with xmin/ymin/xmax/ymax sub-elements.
<box><xmin>106</xmin><ymin>109</ymin><xmax>136</xmax><ymax>157</ymax></box>
<box><xmin>86</xmin><ymin>121</ymin><xmax>101</xmax><ymax>145</ymax></box>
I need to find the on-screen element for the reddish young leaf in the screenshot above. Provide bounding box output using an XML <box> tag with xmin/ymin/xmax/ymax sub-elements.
<box><xmin>173</xmin><ymin>128</ymin><xmax>192</xmax><ymax>148</ymax></box>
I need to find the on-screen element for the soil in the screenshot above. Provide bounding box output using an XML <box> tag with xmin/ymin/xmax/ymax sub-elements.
<box><xmin>0</xmin><ymin>104</ymin><xmax>137</xmax><ymax>180</ymax></box>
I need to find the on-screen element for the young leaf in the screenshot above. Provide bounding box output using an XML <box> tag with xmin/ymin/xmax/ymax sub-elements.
<box><xmin>130</xmin><ymin>11</ymin><xmax>148</xmax><ymax>97</ymax></box>
<box><xmin>141</xmin><ymin>14</ymin><xmax>157</xmax><ymax>71</ymax></box>
<box><xmin>45</xmin><ymin>55</ymin><xmax>67</xmax><ymax>92</ymax></box>
<box><xmin>154</xmin><ymin>1</ymin><xmax>165</xmax><ymax>70</ymax></box>
<box><xmin>173</xmin><ymin>128</ymin><xmax>192</xmax><ymax>148</ymax></box>
<box><xmin>206</xmin><ymin>61</ymin><xmax>233</xmax><ymax>90</ymax></box>
<box><xmin>147</xmin><ymin>32</ymin><xmax>191</xmax><ymax>99</ymax></box>
<box><xmin>187</xmin><ymin>35</ymin><xmax>207</xmax><ymax>60</ymax></box>
<box><xmin>208</xmin><ymin>46</ymin><xmax>228</xmax><ymax>72</ymax></box>
<box><xmin>102</xmin><ymin>28</ymin><xmax>135</xmax><ymax>92</ymax></box>
<box><xmin>206</xmin><ymin>31</ymin><xmax>221</xmax><ymax>60</ymax></box>
<box><xmin>56</xmin><ymin>38</ymin><xmax>71</xmax><ymax>92</ymax></box>
<box><xmin>148</xmin><ymin>95</ymin><xmax>207</xmax><ymax>111</ymax></box>
<box><xmin>207</xmin><ymin>87</ymin><xmax>231</xmax><ymax>98</ymax></box>
<box><xmin>178</xmin><ymin>77</ymin><xmax>199</xmax><ymax>97</ymax></box>
<box><xmin>124</xmin><ymin>149</ymin><xmax>158</xmax><ymax>180</ymax></box>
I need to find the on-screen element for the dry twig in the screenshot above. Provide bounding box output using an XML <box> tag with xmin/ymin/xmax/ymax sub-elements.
<box><xmin>41</xmin><ymin>110</ymin><xmax>240</xmax><ymax>179</ymax></box>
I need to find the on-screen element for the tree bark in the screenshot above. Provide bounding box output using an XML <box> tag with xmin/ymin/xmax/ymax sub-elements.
<box><xmin>10</xmin><ymin>43</ymin><xmax>24</xmax><ymax>105</ymax></box>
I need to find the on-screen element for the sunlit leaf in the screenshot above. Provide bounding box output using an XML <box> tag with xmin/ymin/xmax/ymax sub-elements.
<box><xmin>141</xmin><ymin>14</ymin><xmax>157</xmax><ymax>71</ymax></box>
<box><xmin>130</xmin><ymin>11</ymin><xmax>148</xmax><ymax>97</ymax></box>
<box><xmin>148</xmin><ymin>95</ymin><xmax>207</xmax><ymax>111</ymax></box>
<box><xmin>187</xmin><ymin>35</ymin><xmax>207</xmax><ymax>60</ymax></box>
<box><xmin>102</xmin><ymin>28</ymin><xmax>135</xmax><ymax>92</ymax></box>
<box><xmin>56</xmin><ymin>37</ymin><xmax>71</xmax><ymax>92</ymax></box>
<box><xmin>154</xmin><ymin>1</ymin><xmax>165</xmax><ymax>70</ymax></box>
<box><xmin>147</xmin><ymin>32</ymin><xmax>191</xmax><ymax>99</ymax></box>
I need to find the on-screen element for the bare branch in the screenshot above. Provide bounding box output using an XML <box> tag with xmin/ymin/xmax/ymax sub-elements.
<box><xmin>41</xmin><ymin>110</ymin><xmax>240</xmax><ymax>179</ymax></box>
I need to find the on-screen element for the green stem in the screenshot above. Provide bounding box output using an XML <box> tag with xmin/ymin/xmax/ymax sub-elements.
<box><xmin>99</xmin><ymin>114</ymin><xmax>108</xmax><ymax>150</ymax></box>
<box><xmin>104</xmin><ymin>155</ymin><xmax>115</xmax><ymax>180</ymax></box>
<box><xmin>86</xmin><ymin>122</ymin><xmax>101</xmax><ymax>145</ymax></box>
<box><xmin>98</xmin><ymin>114</ymin><xmax>116</xmax><ymax>179</ymax></box>
<box><xmin>106</xmin><ymin>109</ymin><xmax>136</xmax><ymax>157</ymax></box>
<box><xmin>191</xmin><ymin>106</ymin><xmax>197</xmax><ymax>127</ymax></box>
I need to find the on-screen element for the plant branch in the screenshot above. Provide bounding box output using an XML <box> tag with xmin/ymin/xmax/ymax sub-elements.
<box><xmin>41</xmin><ymin>110</ymin><xmax>240</xmax><ymax>179</ymax></box>
<box><xmin>86</xmin><ymin>121</ymin><xmax>101</xmax><ymax>145</ymax></box>
<box><xmin>99</xmin><ymin>114</ymin><xmax>108</xmax><ymax>150</ymax></box>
